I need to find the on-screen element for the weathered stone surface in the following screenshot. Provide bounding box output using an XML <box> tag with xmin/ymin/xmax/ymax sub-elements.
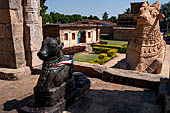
<box><xmin>124</xmin><ymin>1</ymin><xmax>166</xmax><ymax>74</ymax></box>
<box><xmin>0</xmin><ymin>0</ymin><xmax>21</xmax><ymax>10</ymax></box>
<box><xmin>43</xmin><ymin>25</ymin><xmax>60</xmax><ymax>37</ymax></box>
<box><xmin>26</xmin><ymin>51</ymin><xmax>42</xmax><ymax>68</ymax></box>
<box><xmin>13</xmin><ymin>38</ymin><xmax>25</xmax><ymax>53</ymax></box>
<box><xmin>24</xmin><ymin>0</ymin><xmax>39</xmax><ymax>9</ymax></box>
<box><xmin>5</xmin><ymin>24</ymin><xmax>12</xmax><ymax>38</ymax></box>
<box><xmin>0</xmin><ymin>24</ymin><xmax>6</xmax><ymax>38</ymax></box>
<box><xmin>74</xmin><ymin>61</ymin><xmax>162</xmax><ymax>89</ymax></box>
<box><xmin>25</xmin><ymin>25</ymin><xmax>43</xmax><ymax>52</ymax></box>
<box><xmin>23</xmin><ymin>0</ymin><xmax>43</xmax><ymax>68</ymax></box>
<box><xmin>103</xmin><ymin>68</ymin><xmax>162</xmax><ymax>89</ymax></box>
<box><xmin>15</xmin><ymin>52</ymin><xmax>26</xmax><ymax>68</ymax></box>
<box><xmin>1</xmin><ymin>38</ymin><xmax>14</xmax><ymax>52</ymax></box>
<box><xmin>157</xmin><ymin>78</ymin><xmax>170</xmax><ymax>113</ymax></box>
<box><xmin>0</xmin><ymin>10</ymin><xmax>11</xmax><ymax>23</ymax></box>
<box><xmin>12</xmin><ymin>24</ymin><xmax>23</xmax><ymax>38</ymax></box>
<box><xmin>165</xmin><ymin>94</ymin><xmax>170</xmax><ymax>113</ymax></box>
<box><xmin>24</xmin><ymin>11</ymin><xmax>39</xmax><ymax>24</ymax></box>
<box><xmin>0</xmin><ymin>66</ymin><xmax>31</xmax><ymax>80</ymax></box>
<box><xmin>139</xmin><ymin>102</ymin><xmax>162</xmax><ymax>113</ymax></box>
<box><xmin>113</xmin><ymin>27</ymin><xmax>135</xmax><ymax>41</ymax></box>
<box><xmin>0</xmin><ymin>51</ymin><xmax>16</xmax><ymax>68</ymax></box>
<box><xmin>10</xmin><ymin>10</ymin><xmax>23</xmax><ymax>24</ymax></box>
<box><xmin>74</xmin><ymin>61</ymin><xmax>106</xmax><ymax>79</ymax></box>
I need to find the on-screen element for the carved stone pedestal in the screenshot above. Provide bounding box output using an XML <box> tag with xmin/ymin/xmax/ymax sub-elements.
<box><xmin>65</xmin><ymin>72</ymin><xmax>90</xmax><ymax>106</ymax></box>
<box><xmin>20</xmin><ymin>72</ymin><xmax>90</xmax><ymax>113</ymax></box>
<box><xmin>20</xmin><ymin>99</ymin><xmax>65</xmax><ymax>113</ymax></box>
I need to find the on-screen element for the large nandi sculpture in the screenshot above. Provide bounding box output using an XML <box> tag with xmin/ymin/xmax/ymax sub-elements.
<box><xmin>125</xmin><ymin>1</ymin><xmax>166</xmax><ymax>74</ymax></box>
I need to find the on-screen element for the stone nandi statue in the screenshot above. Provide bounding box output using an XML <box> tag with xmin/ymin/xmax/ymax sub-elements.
<box><xmin>125</xmin><ymin>1</ymin><xmax>166</xmax><ymax>74</ymax></box>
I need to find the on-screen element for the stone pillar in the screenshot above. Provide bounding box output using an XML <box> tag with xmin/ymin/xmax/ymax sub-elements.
<box><xmin>23</xmin><ymin>0</ymin><xmax>43</xmax><ymax>68</ymax></box>
<box><xmin>0</xmin><ymin>0</ymin><xmax>30</xmax><ymax>80</ymax></box>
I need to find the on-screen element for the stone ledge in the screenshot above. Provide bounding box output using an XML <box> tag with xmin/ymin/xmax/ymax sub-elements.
<box><xmin>74</xmin><ymin>61</ymin><xmax>107</xmax><ymax>79</ymax></box>
<box><xmin>103</xmin><ymin>68</ymin><xmax>162</xmax><ymax>89</ymax></box>
<box><xmin>74</xmin><ymin>61</ymin><xmax>163</xmax><ymax>89</ymax></box>
<box><xmin>0</xmin><ymin>66</ymin><xmax>31</xmax><ymax>80</ymax></box>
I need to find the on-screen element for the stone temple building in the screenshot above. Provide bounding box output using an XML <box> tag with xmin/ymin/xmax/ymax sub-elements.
<box><xmin>113</xmin><ymin>2</ymin><xmax>144</xmax><ymax>41</ymax></box>
<box><xmin>43</xmin><ymin>24</ymin><xmax>100</xmax><ymax>48</ymax></box>
<box><xmin>0</xmin><ymin>0</ymin><xmax>43</xmax><ymax>79</ymax></box>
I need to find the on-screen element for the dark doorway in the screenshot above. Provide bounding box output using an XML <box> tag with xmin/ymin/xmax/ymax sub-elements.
<box><xmin>80</xmin><ymin>31</ymin><xmax>86</xmax><ymax>43</ymax></box>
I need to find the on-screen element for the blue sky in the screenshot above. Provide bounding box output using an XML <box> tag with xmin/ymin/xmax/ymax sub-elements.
<box><xmin>46</xmin><ymin>0</ymin><xmax>169</xmax><ymax>18</ymax></box>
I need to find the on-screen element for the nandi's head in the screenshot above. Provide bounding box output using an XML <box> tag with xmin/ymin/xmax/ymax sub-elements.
<box><xmin>134</xmin><ymin>1</ymin><xmax>164</xmax><ymax>26</ymax></box>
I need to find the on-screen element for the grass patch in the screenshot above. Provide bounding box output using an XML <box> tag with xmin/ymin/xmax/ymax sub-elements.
<box><xmin>73</xmin><ymin>51</ymin><xmax>98</xmax><ymax>62</ymax></box>
<box><xmin>100</xmin><ymin>38</ymin><xmax>128</xmax><ymax>46</ymax></box>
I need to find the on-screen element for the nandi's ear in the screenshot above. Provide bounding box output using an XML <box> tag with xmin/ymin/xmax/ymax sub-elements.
<box><xmin>157</xmin><ymin>13</ymin><xmax>165</xmax><ymax>20</ymax></box>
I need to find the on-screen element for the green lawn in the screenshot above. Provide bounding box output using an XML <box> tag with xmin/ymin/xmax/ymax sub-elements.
<box><xmin>74</xmin><ymin>39</ymin><xmax>128</xmax><ymax>63</ymax></box>
<box><xmin>74</xmin><ymin>51</ymin><xmax>98</xmax><ymax>62</ymax></box>
<box><xmin>100</xmin><ymin>38</ymin><xmax>128</xmax><ymax>46</ymax></box>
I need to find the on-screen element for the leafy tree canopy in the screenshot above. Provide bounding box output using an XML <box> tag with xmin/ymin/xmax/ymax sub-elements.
<box><xmin>102</xmin><ymin>12</ymin><xmax>109</xmax><ymax>21</ymax></box>
<box><xmin>160</xmin><ymin>1</ymin><xmax>170</xmax><ymax>31</ymax></box>
<box><xmin>40</xmin><ymin>0</ymin><xmax>116</xmax><ymax>24</ymax></box>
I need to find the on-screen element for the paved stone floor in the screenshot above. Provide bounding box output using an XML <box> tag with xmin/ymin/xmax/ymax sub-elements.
<box><xmin>0</xmin><ymin>75</ymin><xmax>162</xmax><ymax>113</ymax></box>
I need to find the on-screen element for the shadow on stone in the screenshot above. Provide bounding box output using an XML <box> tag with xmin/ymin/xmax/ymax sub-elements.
<box><xmin>67</xmin><ymin>89</ymin><xmax>162</xmax><ymax>113</ymax></box>
<box><xmin>3</xmin><ymin>95</ymin><xmax>34</xmax><ymax>112</ymax></box>
<box><xmin>1</xmin><ymin>87</ymin><xmax>163</xmax><ymax>113</ymax></box>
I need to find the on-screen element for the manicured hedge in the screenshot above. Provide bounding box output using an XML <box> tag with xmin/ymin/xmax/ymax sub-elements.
<box><xmin>89</xmin><ymin>48</ymin><xmax>118</xmax><ymax>65</ymax></box>
<box><xmin>92</xmin><ymin>46</ymin><xmax>111</xmax><ymax>54</ymax></box>
<box><xmin>107</xmin><ymin>49</ymin><xmax>118</xmax><ymax>57</ymax></box>
<box><xmin>93</xmin><ymin>43</ymin><xmax>127</xmax><ymax>53</ymax></box>
<box><xmin>98</xmin><ymin>53</ymin><xmax>107</xmax><ymax>59</ymax></box>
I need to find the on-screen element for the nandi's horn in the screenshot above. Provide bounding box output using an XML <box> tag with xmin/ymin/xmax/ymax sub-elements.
<box><xmin>151</xmin><ymin>1</ymin><xmax>160</xmax><ymax>10</ymax></box>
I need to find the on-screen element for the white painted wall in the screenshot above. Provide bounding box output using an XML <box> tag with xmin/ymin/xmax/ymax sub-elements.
<box><xmin>60</xmin><ymin>28</ymin><xmax>98</xmax><ymax>48</ymax></box>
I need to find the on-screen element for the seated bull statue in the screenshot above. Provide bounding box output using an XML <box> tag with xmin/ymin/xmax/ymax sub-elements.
<box><xmin>33</xmin><ymin>37</ymin><xmax>90</xmax><ymax>111</ymax></box>
<box><xmin>125</xmin><ymin>1</ymin><xmax>166</xmax><ymax>74</ymax></box>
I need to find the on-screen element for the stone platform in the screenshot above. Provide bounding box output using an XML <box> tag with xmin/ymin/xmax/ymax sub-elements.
<box><xmin>0</xmin><ymin>66</ymin><xmax>31</xmax><ymax>80</ymax></box>
<box><xmin>0</xmin><ymin>75</ymin><xmax>163</xmax><ymax>113</ymax></box>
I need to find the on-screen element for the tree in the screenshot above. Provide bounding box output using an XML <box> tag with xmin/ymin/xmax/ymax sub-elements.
<box><xmin>40</xmin><ymin>0</ymin><xmax>48</xmax><ymax>24</ymax></box>
<box><xmin>88</xmin><ymin>15</ymin><xmax>99</xmax><ymax>20</ymax></box>
<box><xmin>124</xmin><ymin>8</ymin><xmax>131</xmax><ymax>14</ymax></box>
<box><xmin>160</xmin><ymin>1</ymin><xmax>170</xmax><ymax>31</ymax></box>
<box><xmin>71</xmin><ymin>14</ymin><xmax>83</xmax><ymax>21</ymax></box>
<box><xmin>102</xmin><ymin>12</ymin><xmax>109</xmax><ymax>21</ymax></box>
<box><xmin>93</xmin><ymin>16</ymin><xmax>99</xmax><ymax>20</ymax></box>
<box><xmin>108</xmin><ymin>16</ymin><xmax>117</xmax><ymax>23</ymax></box>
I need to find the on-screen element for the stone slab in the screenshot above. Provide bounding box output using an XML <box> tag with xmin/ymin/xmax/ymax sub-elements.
<box><xmin>74</xmin><ymin>61</ymin><xmax>163</xmax><ymax>89</ymax></box>
<box><xmin>74</xmin><ymin>61</ymin><xmax>107</xmax><ymax>79</ymax></box>
<box><xmin>103</xmin><ymin>68</ymin><xmax>162</xmax><ymax>89</ymax></box>
<box><xmin>0</xmin><ymin>66</ymin><xmax>31</xmax><ymax>80</ymax></box>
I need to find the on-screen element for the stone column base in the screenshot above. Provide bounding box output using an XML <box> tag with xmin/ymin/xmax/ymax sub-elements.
<box><xmin>0</xmin><ymin>66</ymin><xmax>31</xmax><ymax>80</ymax></box>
